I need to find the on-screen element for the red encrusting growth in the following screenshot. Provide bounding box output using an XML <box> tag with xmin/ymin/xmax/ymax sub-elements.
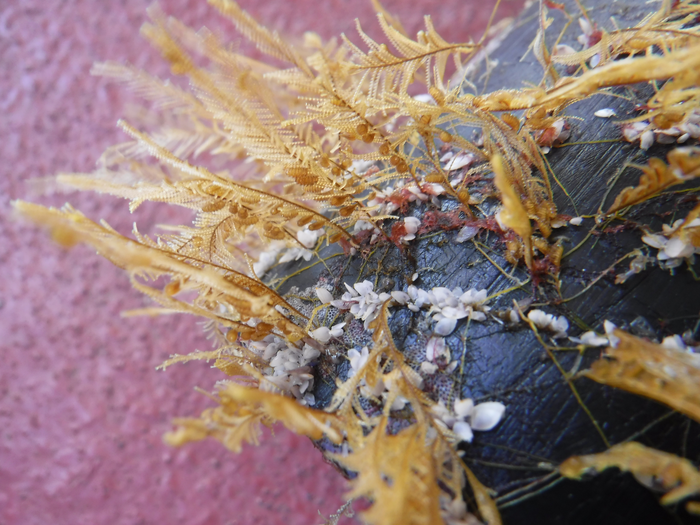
<box><xmin>418</xmin><ymin>210</ymin><xmax>467</xmax><ymax>233</ymax></box>
<box><xmin>389</xmin><ymin>221</ymin><xmax>408</xmax><ymax>244</ymax></box>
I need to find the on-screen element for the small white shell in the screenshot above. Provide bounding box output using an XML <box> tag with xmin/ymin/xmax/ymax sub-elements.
<box><xmin>404</xmin><ymin>216</ymin><xmax>421</xmax><ymax>234</ymax></box>
<box><xmin>297</xmin><ymin>228</ymin><xmax>321</xmax><ymax>249</ymax></box>
<box><xmin>569</xmin><ymin>217</ymin><xmax>583</xmax><ymax>226</ymax></box>
<box><xmin>594</xmin><ymin>108</ymin><xmax>616</xmax><ymax>118</ymax></box>
<box><xmin>310</xmin><ymin>327</ymin><xmax>331</xmax><ymax>343</ymax></box>
<box><xmin>569</xmin><ymin>331</ymin><xmax>609</xmax><ymax>347</ymax></box>
<box><xmin>426</xmin><ymin>336</ymin><xmax>447</xmax><ymax>362</ymax></box>
<box><xmin>603</xmin><ymin>320</ymin><xmax>621</xmax><ymax>347</ymax></box>
<box><xmin>434</xmin><ymin>317</ymin><xmax>458</xmax><ymax>336</ymax></box>
<box><xmin>656</xmin><ymin>133</ymin><xmax>676</xmax><ymax>145</ymax></box>
<box><xmin>453</xmin><ymin>421</ymin><xmax>474</xmax><ymax>443</ymax></box>
<box><xmin>640</xmin><ymin>130</ymin><xmax>654</xmax><ymax>150</ymax></box>
<box><xmin>315</xmin><ymin>288</ymin><xmax>334</xmax><ymax>304</ymax></box>
<box><xmin>329</xmin><ymin>322</ymin><xmax>346</xmax><ymax>338</ymax></box>
<box><xmin>454</xmin><ymin>398</ymin><xmax>474</xmax><ymax>419</ymax></box>
<box><xmin>661</xmin><ymin>335</ymin><xmax>687</xmax><ymax>351</ymax></box>
<box><xmin>665</xmin><ymin>237</ymin><xmax>694</xmax><ymax>259</ymax></box>
<box><xmin>303</xmin><ymin>346</ymin><xmax>321</xmax><ymax>360</ymax></box>
<box><xmin>455</xmin><ymin>225</ymin><xmax>479</xmax><ymax>243</ymax></box>
<box><xmin>391</xmin><ymin>291</ymin><xmax>410</xmax><ymax>304</ymax></box>
<box><xmin>420</xmin><ymin>361</ymin><xmax>438</xmax><ymax>375</ymax></box>
<box><xmin>641</xmin><ymin>234</ymin><xmax>666</xmax><ymax>250</ymax></box>
<box><xmin>444</xmin><ymin>153</ymin><xmax>474</xmax><ymax>171</ymax></box>
<box><xmin>439</xmin><ymin>151</ymin><xmax>454</xmax><ymax>163</ymax></box>
<box><xmin>470</xmin><ymin>402</ymin><xmax>506</xmax><ymax>431</ymax></box>
<box><xmin>354</xmin><ymin>280</ymin><xmax>373</xmax><ymax>296</ymax></box>
<box><xmin>303</xmin><ymin>393</ymin><xmax>315</xmax><ymax>406</ymax></box>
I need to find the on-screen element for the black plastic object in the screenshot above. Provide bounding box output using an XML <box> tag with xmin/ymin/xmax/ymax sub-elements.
<box><xmin>270</xmin><ymin>0</ymin><xmax>700</xmax><ymax>522</ymax></box>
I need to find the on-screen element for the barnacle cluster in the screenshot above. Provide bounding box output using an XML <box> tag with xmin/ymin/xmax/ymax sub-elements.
<box><xmin>15</xmin><ymin>0</ymin><xmax>700</xmax><ymax>523</ymax></box>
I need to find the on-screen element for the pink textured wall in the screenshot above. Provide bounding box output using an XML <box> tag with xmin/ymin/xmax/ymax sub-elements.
<box><xmin>1</xmin><ymin>1</ymin><xmax>521</xmax><ymax>524</ymax></box>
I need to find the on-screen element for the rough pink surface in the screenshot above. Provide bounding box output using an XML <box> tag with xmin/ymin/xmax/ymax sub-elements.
<box><xmin>1</xmin><ymin>1</ymin><xmax>521</xmax><ymax>524</ymax></box>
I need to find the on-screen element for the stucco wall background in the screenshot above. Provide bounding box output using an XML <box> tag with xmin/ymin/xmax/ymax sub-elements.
<box><xmin>0</xmin><ymin>1</ymin><xmax>521</xmax><ymax>524</ymax></box>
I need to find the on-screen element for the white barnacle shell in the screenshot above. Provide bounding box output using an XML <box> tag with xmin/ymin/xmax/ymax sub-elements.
<box><xmin>391</xmin><ymin>291</ymin><xmax>410</xmax><ymax>304</ymax></box>
<box><xmin>444</xmin><ymin>153</ymin><xmax>475</xmax><ymax>171</ymax></box>
<box><xmin>454</xmin><ymin>398</ymin><xmax>474</xmax><ymax>419</ymax></box>
<box><xmin>347</xmin><ymin>347</ymin><xmax>370</xmax><ymax>377</ymax></box>
<box><xmin>310</xmin><ymin>326</ymin><xmax>331</xmax><ymax>343</ymax></box>
<box><xmin>434</xmin><ymin>317</ymin><xmax>458</xmax><ymax>336</ymax></box>
<box><xmin>470</xmin><ymin>402</ymin><xmax>506</xmax><ymax>431</ymax></box>
<box><xmin>640</xmin><ymin>130</ymin><xmax>654</xmax><ymax>150</ymax></box>
<box><xmin>315</xmin><ymin>287</ymin><xmax>334</xmax><ymax>304</ymax></box>
<box><xmin>594</xmin><ymin>108</ymin><xmax>616</xmax><ymax>118</ymax></box>
<box><xmin>426</xmin><ymin>336</ymin><xmax>447</xmax><ymax>362</ymax></box>
<box><xmin>604</xmin><ymin>320</ymin><xmax>621</xmax><ymax>347</ymax></box>
<box><xmin>420</xmin><ymin>361</ymin><xmax>438</xmax><ymax>375</ymax></box>
<box><xmin>452</xmin><ymin>421</ymin><xmax>474</xmax><ymax>443</ymax></box>
<box><xmin>455</xmin><ymin>225</ymin><xmax>479</xmax><ymax>243</ymax></box>
<box><xmin>569</xmin><ymin>331</ymin><xmax>609</xmax><ymax>347</ymax></box>
<box><xmin>297</xmin><ymin>227</ymin><xmax>322</xmax><ymax>249</ymax></box>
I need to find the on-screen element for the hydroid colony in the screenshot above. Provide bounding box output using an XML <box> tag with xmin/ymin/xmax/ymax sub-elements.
<box><xmin>15</xmin><ymin>0</ymin><xmax>700</xmax><ymax>523</ymax></box>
